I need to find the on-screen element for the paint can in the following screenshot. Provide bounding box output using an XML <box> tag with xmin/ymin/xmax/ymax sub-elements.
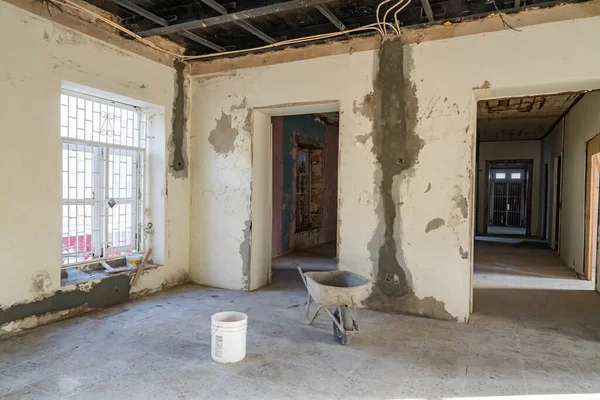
<box><xmin>211</xmin><ymin>311</ymin><xmax>247</xmax><ymax>363</ymax></box>
<box><xmin>125</xmin><ymin>253</ymin><xmax>143</xmax><ymax>268</ymax></box>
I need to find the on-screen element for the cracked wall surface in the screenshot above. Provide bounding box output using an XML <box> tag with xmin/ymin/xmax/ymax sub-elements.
<box><xmin>0</xmin><ymin>1</ymin><xmax>191</xmax><ymax>334</ymax></box>
<box><xmin>190</xmin><ymin>15</ymin><xmax>600</xmax><ymax>322</ymax></box>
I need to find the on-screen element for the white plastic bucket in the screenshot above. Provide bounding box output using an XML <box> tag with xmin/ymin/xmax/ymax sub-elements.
<box><xmin>125</xmin><ymin>253</ymin><xmax>143</xmax><ymax>268</ymax></box>
<box><xmin>211</xmin><ymin>311</ymin><xmax>247</xmax><ymax>364</ymax></box>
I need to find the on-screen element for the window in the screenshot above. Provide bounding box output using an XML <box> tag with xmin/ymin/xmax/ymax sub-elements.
<box><xmin>296</xmin><ymin>150</ymin><xmax>311</xmax><ymax>230</ymax></box>
<box><xmin>511</xmin><ymin>172</ymin><xmax>521</xmax><ymax>179</ymax></box>
<box><xmin>61</xmin><ymin>91</ymin><xmax>147</xmax><ymax>266</ymax></box>
<box><xmin>495</xmin><ymin>172</ymin><xmax>506</xmax><ymax>179</ymax></box>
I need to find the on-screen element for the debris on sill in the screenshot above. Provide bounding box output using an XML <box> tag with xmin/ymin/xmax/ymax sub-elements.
<box><xmin>61</xmin><ymin>255</ymin><xmax>159</xmax><ymax>287</ymax></box>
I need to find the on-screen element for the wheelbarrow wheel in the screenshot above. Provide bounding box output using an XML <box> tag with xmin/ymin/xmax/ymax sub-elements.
<box><xmin>333</xmin><ymin>307</ymin><xmax>354</xmax><ymax>345</ymax></box>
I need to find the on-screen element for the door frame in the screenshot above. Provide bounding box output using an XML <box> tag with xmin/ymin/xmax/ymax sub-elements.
<box><xmin>484</xmin><ymin>159</ymin><xmax>534</xmax><ymax>236</ymax></box>
<box><xmin>584</xmin><ymin>133</ymin><xmax>600</xmax><ymax>281</ymax></box>
<box><xmin>552</xmin><ymin>155</ymin><xmax>562</xmax><ymax>251</ymax></box>
<box><xmin>542</xmin><ymin>163</ymin><xmax>549</xmax><ymax>240</ymax></box>
<box><xmin>249</xmin><ymin>101</ymin><xmax>340</xmax><ymax>291</ymax></box>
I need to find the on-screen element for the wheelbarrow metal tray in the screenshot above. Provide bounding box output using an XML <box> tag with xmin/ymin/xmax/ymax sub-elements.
<box><xmin>304</xmin><ymin>270</ymin><xmax>369</xmax><ymax>307</ymax></box>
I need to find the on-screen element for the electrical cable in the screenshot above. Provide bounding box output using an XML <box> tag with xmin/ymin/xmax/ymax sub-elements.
<box><xmin>42</xmin><ymin>0</ymin><xmax>410</xmax><ymax>62</ymax></box>
<box><xmin>376</xmin><ymin>0</ymin><xmax>393</xmax><ymax>33</ymax></box>
<box><xmin>393</xmin><ymin>0</ymin><xmax>412</xmax><ymax>34</ymax></box>
<box><xmin>51</xmin><ymin>0</ymin><xmax>186</xmax><ymax>58</ymax></box>
<box><xmin>491</xmin><ymin>0</ymin><xmax>522</xmax><ymax>32</ymax></box>
<box><xmin>383</xmin><ymin>0</ymin><xmax>408</xmax><ymax>35</ymax></box>
<box><xmin>184</xmin><ymin>23</ymin><xmax>396</xmax><ymax>61</ymax></box>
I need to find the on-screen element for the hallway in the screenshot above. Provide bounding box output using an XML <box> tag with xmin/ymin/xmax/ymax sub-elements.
<box><xmin>474</xmin><ymin>239</ymin><xmax>595</xmax><ymax>290</ymax></box>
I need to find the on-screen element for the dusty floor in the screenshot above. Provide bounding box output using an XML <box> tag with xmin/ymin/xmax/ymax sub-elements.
<box><xmin>272</xmin><ymin>241</ymin><xmax>336</xmax><ymax>271</ymax></box>
<box><xmin>474</xmin><ymin>238</ymin><xmax>595</xmax><ymax>290</ymax></box>
<box><xmin>1</xmin><ymin>242</ymin><xmax>600</xmax><ymax>399</ymax></box>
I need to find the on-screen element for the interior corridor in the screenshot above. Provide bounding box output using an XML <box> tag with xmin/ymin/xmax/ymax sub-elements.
<box><xmin>474</xmin><ymin>239</ymin><xmax>595</xmax><ymax>290</ymax></box>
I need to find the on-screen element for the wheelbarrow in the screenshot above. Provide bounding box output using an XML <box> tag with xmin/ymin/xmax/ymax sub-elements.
<box><xmin>297</xmin><ymin>266</ymin><xmax>369</xmax><ymax>345</ymax></box>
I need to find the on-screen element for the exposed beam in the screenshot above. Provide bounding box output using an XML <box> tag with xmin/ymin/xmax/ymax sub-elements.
<box><xmin>200</xmin><ymin>0</ymin><xmax>276</xmax><ymax>44</ymax></box>
<box><xmin>138</xmin><ymin>0</ymin><xmax>337</xmax><ymax>37</ymax></box>
<box><xmin>180</xmin><ymin>31</ymin><xmax>226</xmax><ymax>51</ymax></box>
<box><xmin>235</xmin><ymin>20</ymin><xmax>276</xmax><ymax>43</ymax></box>
<box><xmin>314</xmin><ymin>3</ymin><xmax>347</xmax><ymax>31</ymax></box>
<box><xmin>113</xmin><ymin>0</ymin><xmax>167</xmax><ymax>25</ymax></box>
<box><xmin>200</xmin><ymin>0</ymin><xmax>228</xmax><ymax>14</ymax></box>
<box><xmin>420</xmin><ymin>0</ymin><xmax>435</xmax><ymax>22</ymax></box>
<box><xmin>111</xmin><ymin>0</ymin><xmax>225</xmax><ymax>51</ymax></box>
<box><xmin>187</xmin><ymin>21</ymin><xmax>361</xmax><ymax>52</ymax></box>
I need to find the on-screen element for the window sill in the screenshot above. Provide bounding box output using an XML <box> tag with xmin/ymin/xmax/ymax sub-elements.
<box><xmin>61</xmin><ymin>263</ymin><xmax>161</xmax><ymax>287</ymax></box>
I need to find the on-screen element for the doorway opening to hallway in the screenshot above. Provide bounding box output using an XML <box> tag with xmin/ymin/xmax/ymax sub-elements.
<box><xmin>473</xmin><ymin>90</ymin><xmax>600</xmax><ymax>325</ymax></box>
<box><xmin>270</xmin><ymin>112</ymin><xmax>340</xmax><ymax>285</ymax></box>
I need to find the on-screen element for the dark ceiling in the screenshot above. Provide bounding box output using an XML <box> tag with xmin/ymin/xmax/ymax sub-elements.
<box><xmin>85</xmin><ymin>0</ymin><xmax>579</xmax><ymax>57</ymax></box>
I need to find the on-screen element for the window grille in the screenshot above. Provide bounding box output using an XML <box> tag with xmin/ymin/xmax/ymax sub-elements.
<box><xmin>61</xmin><ymin>91</ymin><xmax>146</xmax><ymax>266</ymax></box>
<box><xmin>510</xmin><ymin>172</ymin><xmax>521</xmax><ymax>179</ymax></box>
<box><xmin>495</xmin><ymin>172</ymin><xmax>506</xmax><ymax>179</ymax></box>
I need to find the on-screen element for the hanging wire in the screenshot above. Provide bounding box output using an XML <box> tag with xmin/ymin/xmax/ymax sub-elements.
<box><xmin>38</xmin><ymin>0</ymin><xmax>63</xmax><ymax>17</ymax></box>
<box><xmin>491</xmin><ymin>0</ymin><xmax>522</xmax><ymax>32</ymax></box>
<box><xmin>37</xmin><ymin>0</ymin><xmax>410</xmax><ymax>62</ymax></box>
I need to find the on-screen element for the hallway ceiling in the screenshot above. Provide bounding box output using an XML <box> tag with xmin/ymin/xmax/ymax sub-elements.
<box><xmin>477</xmin><ymin>92</ymin><xmax>583</xmax><ymax>142</ymax></box>
<box><xmin>83</xmin><ymin>0</ymin><xmax>577</xmax><ymax>57</ymax></box>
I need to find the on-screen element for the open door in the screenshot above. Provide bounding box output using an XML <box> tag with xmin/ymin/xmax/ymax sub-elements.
<box><xmin>584</xmin><ymin>133</ymin><xmax>600</xmax><ymax>281</ymax></box>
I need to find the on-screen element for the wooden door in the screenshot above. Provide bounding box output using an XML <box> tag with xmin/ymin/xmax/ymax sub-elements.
<box><xmin>584</xmin><ymin>133</ymin><xmax>600</xmax><ymax>280</ymax></box>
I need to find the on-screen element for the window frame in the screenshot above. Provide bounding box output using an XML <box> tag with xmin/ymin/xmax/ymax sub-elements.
<box><xmin>60</xmin><ymin>90</ymin><xmax>147</xmax><ymax>268</ymax></box>
<box><xmin>295</xmin><ymin>149</ymin><xmax>312</xmax><ymax>232</ymax></box>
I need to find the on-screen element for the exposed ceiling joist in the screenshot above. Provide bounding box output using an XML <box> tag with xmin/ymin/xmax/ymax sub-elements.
<box><xmin>314</xmin><ymin>3</ymin><xmax>347</xmax><ymax>31</ymax></box>
<box><xmin>113</xmin><ymin>0</ymin><xmax>167</xmax><ymax>25</ymax></box>
<box><xmin>200</xmin><ymin>0</ymin><xmax>227</xmax><ymax>14</ymax></box>
<box><xmin>111</xmin><ymin>0</ymin><xmax>225</xmax><ymax>51</ymax></box>
<box><xmin>420</xmin><ymin>0</ymin><xmax>435</xmax><ymax>22</ymax></box>
<box><xmin>137</xmin><ymin>0</ymin><xmax>338</xmax><ymax>37</ymax></box>
<box><xmin>180</xmin><ymin>31</ymin><xmax>226</xmax><ymax>51</ymax></box>
<box><xmin>200</xmin><ymin>0</ymin><xmax>276</xmax><ymax>44</ymax></box>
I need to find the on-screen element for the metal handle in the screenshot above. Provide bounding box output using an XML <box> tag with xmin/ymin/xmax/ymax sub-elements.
<box><xmin>296</xmin><ymin>264</ymin><xmax>308</xmax><ymax>287</ymax></box>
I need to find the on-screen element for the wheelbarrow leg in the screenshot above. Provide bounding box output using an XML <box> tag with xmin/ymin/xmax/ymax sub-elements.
<box><xmin>308</xmin><ymin>306</ymin><xmax>323</xmax><ymax>325</ymax></box>
<box><xmin>305</xmin><ymin>290</ymin><xmax>311</xmax><ymax>322</ymax></box>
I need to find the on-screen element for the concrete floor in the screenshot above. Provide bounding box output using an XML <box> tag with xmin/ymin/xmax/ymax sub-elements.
<box><xmin>2</xmin><ymin>242</ymin><xmax>600</xmax><ymax>399</ymax></box>
<box><xmin>272</xmin><ymin>241</ymin><xmax>336</xmax><ymax>272</ymax></box>
<box><xmin>474</xmin><ymin>239</ymin><xmax>595</xmax><ymax>290</ymax></box>
<box><xmin>487</xmin><ymin>226</ymin><xmax>527</xmax><ymax>235</ymax></box>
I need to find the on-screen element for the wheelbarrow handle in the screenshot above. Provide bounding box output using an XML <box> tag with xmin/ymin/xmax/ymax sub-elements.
<box><xmin>296</xmin><ymin>264</ymin><xmax>308</xmax><ymax>288</ymax></box>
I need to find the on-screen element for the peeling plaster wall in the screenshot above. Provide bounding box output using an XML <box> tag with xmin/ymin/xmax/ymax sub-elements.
<box><xmin>477</xmin><ymin>140</ymin><xmax>542</xmax><ymax>236</ymax></box>
<box><xmin>561</xmin><ymin>92</ymin><xmax>600</xmax><ymax>275</ymax></box>
<box><xmin>0</xmin><ymin>2</ymin><xmax>190</xmax><ymax>334</ymax></box>
<box><xmin>323</xmin><ymin>123</ymin><xmax>339</xmax><ymax>245</ymax></box>
<box><xmin>190</xmin><ymin>15</ymin><xmax>600</xmax><ymax>321</ymax></box>
<box><xmin>271</xmin><ymin>116</ymin><xmax>285</xmax><ymax>257</ymax></box>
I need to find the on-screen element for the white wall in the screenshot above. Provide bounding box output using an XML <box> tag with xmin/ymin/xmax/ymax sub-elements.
<box><xmin>0</xmin><ymin>2</ymin><xmax>190</xmax><ymax>314</ymax></box>
<box><xmin>190</xmin><ymin>16</ymin><xmax>600</xmax><ymax>322</ymax></box>
<box><xmin>477</xmin><ymin>140</ymin><xmax>542</xmax><ymax>236</ymax></box>
<box><xmin>540</xmin><ymin>122</ymin><xmax>563</xmax><ymax>244</ymax></box>
<box><xmin>561</xmin><ymin>92</ymin><xmax>600</xmax><ymax>274</ymax></box>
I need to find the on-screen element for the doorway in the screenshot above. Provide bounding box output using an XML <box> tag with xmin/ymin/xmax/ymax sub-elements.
<box><xmin>484</xmin><ymin>160</ymin><xmax>533</xmax><ymax>236</ymax></box>
<box><xmin>270</xmin><ymin>113</ymin><xmax>339</xmax><ymax>282</ymax></box>
<box><xmin>473</xmin><ymin>92</ymin><xmax>595</xmax><ymax>321</ymax></box>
